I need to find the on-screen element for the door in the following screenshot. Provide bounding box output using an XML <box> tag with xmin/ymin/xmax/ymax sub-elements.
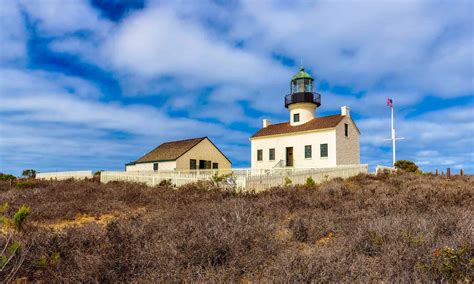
<box><xmin>286</xmin><ymin>147</ymin><xmax>293</xmax><ymax>167</ymax></box>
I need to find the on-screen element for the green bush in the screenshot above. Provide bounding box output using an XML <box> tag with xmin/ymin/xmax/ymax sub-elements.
<box><xmin>22</xmin><ymin>169</ymin><xmax>36</xmax><ymax>178</ymax></box>
<box><xmin>0</xmin><ymin>173</ymin><xmax>16</xmax><ymax>181</ymax></box>
<box><xmin>16</xmin><ymin>181</ymin><xmax>36</xmax><ymax>189</ymax></box>
<box><xmin>13</xmin><ymin>205</ymin><xmax>30</xmax><ymax>229</ymax></box>
<box><xmin>284</xmin><ymin>177</ymin><xmax>292</xmax><ymax>186</ymax></box>
<box><xmin>305</xmin><ymin>176</ymin><xmax>315</xmax><ymax>186</ymax></box>
<box><xmin>394</xmin><ymin>160</ymin><xmax>419</xmax><ymax>173</ymax></box>
<box><xmin>428</xmin><ymin>246</ymin><xmax>472</xmax><ymax>282</ymax></box>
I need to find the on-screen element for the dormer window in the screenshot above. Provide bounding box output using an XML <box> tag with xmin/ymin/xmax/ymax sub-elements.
<box><xmin>293</xmin><ymin>113</ymin><xmax>300</xmax><ymax>123</ymax></box>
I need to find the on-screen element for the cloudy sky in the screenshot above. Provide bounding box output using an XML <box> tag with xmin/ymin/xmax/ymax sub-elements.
<box><xmin>0</xmin><ymin>0</ymin><xmax>473</xmax><ymax>175</ymax></box>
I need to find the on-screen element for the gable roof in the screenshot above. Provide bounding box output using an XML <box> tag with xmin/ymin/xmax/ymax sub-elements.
<box><xmin>251</xmin><ymin>114</ymin><xmax>346</xmax><ymax>138</ymax></box>
<box><xmin>132</xmin><ymin>137</ymin><xmax>206</xmax><ymax>164</ymax></box>
<box><xmin>128</xmin><ymin>136</ymin><xmax>232</xmax><ymax>165</ymax></box>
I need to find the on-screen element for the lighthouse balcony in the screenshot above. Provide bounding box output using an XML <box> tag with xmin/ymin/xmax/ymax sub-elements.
<box><xmin>285</xmin><ymin>92</ymin><xmax>321</xmax><ymax>108</ymax></box>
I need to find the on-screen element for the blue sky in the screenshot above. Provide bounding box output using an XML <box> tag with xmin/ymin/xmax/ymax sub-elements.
<box><xmin>0</xmin><ymin>0</ymin><xmax>473</xmax><ymax>175</ymax></box>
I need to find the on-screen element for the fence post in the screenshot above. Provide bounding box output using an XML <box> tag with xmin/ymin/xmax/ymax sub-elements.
<box><xmin>447</xmin><ymin>168</ymin><xmax>451</xmax><ymax>178</ymax></box>
<box><xmin>435</xmin><ymin>169</ymin><xmax>438</xmax><ymax>176</ymax></box>
<box><xmin>460</xmin><ymin>169</ymin><xmax>464</xmax><ymax>176</ymax></box>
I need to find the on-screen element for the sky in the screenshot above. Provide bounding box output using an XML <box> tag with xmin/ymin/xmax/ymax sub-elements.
<box><xmin>0</xmin><ymin>0</ymin><xmax>473</xmax><ymax>175</ymax></box>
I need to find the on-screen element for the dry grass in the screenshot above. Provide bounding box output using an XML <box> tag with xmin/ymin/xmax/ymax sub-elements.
<box><xmin>0</xmin><ymin>172</ymin><xmax>473</xmax><ymax>282</ymax></box>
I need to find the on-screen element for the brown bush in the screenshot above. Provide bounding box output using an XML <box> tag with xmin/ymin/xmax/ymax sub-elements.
<box><xmin>0</xmin><ymin>172</ymin><xmax>472</xmax><ymax>282</ymax></box>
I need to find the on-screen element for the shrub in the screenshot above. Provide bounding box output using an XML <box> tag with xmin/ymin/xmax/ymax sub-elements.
<box><xmin>427</xmin><ymin>246</ymin><xmax>472</xmax><ymax>282</ymax></box>
<box><xmin>15</xmin><ymin>181</ymin><xmax>36</xmax><ymax>189</ymax></box>
<box><xmin>13</xmin><ymin>205</ymin><xmax>30</xmax><ymax>229</ymax></box>
<box><xmin>159</xmin><ymin>179</ymin><xmax>173</xmax><ymax>187</ymax></box>
<box><xmin>211</xmin><ymin>173</ymin><xmax>236</xmax><ymax>192</ymax></box>
<box><xmin>305</xmin><ymin>176</ymin><xmax>315</xmax><ymax>186</ymax></box>
<box><xmin>0</xmin><ymin>173</ymin><xmax>16</xmax><ymax>181</ymax></box>
<box><xmin>289</xmin><ymin>219</ymin><xmax>308</xmax><ymax>242</ymax></box>
<box><xmin>284</xmin><ymin>176</ymin><xmax>292</xmax><ymax>186</ymax></box>
<box><xmin>394</xmin><ymin>160</ymin><xmax>419</xmax><ymax>172</ymax></box>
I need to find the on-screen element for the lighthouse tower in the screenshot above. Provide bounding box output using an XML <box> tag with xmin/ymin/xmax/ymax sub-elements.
<box><xmin>285</xmin><ymin>66</ymin><xmax>321</xmax><ymax>126</ymax></box>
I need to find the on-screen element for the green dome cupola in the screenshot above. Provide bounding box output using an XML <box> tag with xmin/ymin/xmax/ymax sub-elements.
<box><xmin>292</xmin><ymin>66</ymin><xmax>314</xmax><ymax>81</ymax></box>
<box><xmin>285</xmin><ymin>66</ymin><xmax>321</xmax><ymax>109</ymax></box>
<box><xmin>291</xmin><ymin>66</ymin><xmax>314</xmax><ymax>94</ymax></box>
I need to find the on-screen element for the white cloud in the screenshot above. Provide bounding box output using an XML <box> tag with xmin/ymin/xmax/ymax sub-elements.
<box><xmin>234</xmin><ymin>0</ymin><xmax>473</xmax><ymax>97</ymax></box>
<box><xmin>0</xmin><ymin>1</ymin><xmax>27</xmax><ymax>63</ymax></box>
<box><xmin>19</xmin><ymin>0</ymin><xmax>111</xmax><ymax>35</ymax></box>
<box><xmin>103</xmin><ymin>7</ymin><xmax>291</xmax><ymax>87</ymax></box>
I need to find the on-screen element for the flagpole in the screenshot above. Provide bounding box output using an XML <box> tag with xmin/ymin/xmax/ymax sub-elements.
<box><xmin>391</xmin><ymin>106</ymin><xmax>396</xmax><ymax>167</ymax></box>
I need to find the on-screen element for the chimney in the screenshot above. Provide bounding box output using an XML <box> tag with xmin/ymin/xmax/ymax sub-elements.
<box><xmin>341</xmin><ymin>106</ymin><xmax>350</xmax><ymax>117</ymax></box>
<box><xmin>262</xmin><ymin>119</ymin><xmax>272</xmax><ymax>128</ymax></box>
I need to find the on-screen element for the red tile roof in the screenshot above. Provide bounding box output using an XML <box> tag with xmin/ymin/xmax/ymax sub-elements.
<box><xmin>251</xmin><ymin>115</ymin><xmax>345</xmax><ymax>138</ymax></box>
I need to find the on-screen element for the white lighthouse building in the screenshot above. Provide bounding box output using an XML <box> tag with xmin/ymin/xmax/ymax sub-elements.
<box><xmin>250</xmin><ymin>66</ymin><xmax>360</xmax><ymax>169</ymax></box>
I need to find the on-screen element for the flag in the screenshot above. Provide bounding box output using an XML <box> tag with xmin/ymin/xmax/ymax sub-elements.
<box><xmin>386</xmin><ymin>98</ymin><xmax>393</xmax><ymax>108</ymax></box>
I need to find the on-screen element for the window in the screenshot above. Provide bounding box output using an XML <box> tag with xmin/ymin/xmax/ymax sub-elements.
<box><xmin>291</xmin><ymin>82</ymin><xmax>297</xmax><ymax>93</ymax></box>
<box><xmin>199</xmin><ymin>160</ymin><xmax>207</xmax><ymax>169</ymax></box>
<box><xmin>344</xmin><ymin>123</ymin><xmax>349</xmax><ymax>137</ymax></box>
<box><xmin>304</xmin><ymin>79</ymin><xmax>313</xmax><ymax>92</ymax></box>
<box><xmin>293</xmin><ymin>113</ymin><xmax>300</xmax><ymax>123</ymax></box>
<box><xmin>206</xmin><ymin>161</ymin><xmax>212</xmax><ymax>169</ymax></box>
<box><xmin>257</xmin><ymin>149</ymin><xmax>263</xmax><ymax>161</ymax></box>
<box><xmin>153</xmin><ymin>163</ymin><xmax>159</xmax><ymax>171</ymax></box>
<box><xmin>305</xmin><ymin>145</ymin><xmax>312</xmax><ymax>159</ymax></box>
<box><xmin>212</xmin><ymin>162</ymin><xmax>219</xmax><ymax>169</ymax></box>
<box><xmin>320</xmin><ymin>144</ymin><xmax>328</xmax><ymax>158</ymax></box>
<box><xmin>269</xmin><ymin>148</ymin><xmax>275</xmax><ymax>161</ymax></box>
<box><xmin>190</xmin><ymin>159</ymin><xmax>197</xmax><ymax>170</ymax></box>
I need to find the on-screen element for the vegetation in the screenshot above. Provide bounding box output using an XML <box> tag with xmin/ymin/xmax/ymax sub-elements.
<box><xmin>21</xmin><ymin>169</ymin><xmax>36</xmax><ymax>179</ymax></box>
<box><xmin>0</xmin><ymin>173</ymin><xmax>472</xmax><ymax>282</ymax></box>
<box><xmin>1</xmin><ymin>203</ymin><xmax>31</xmax><ymax>282</ymax></box>
<box><xmin>16</xmin><ymin>181</ymin><xmax>36</xmax><ymax>190</ymax></box>
<box><xmin>0</xmin><ymin>173</ymin><xmax>16</xmax><ymax>181</ymax></box>
<box><xmin>395</xmin><ymin>160</ymin><xmax>419</xmax><ymax>173</ymax></box>
<box><xmin>305</xmin><ymin>176</ymin><xmax>315</xmax><ymax>186</ymax></box>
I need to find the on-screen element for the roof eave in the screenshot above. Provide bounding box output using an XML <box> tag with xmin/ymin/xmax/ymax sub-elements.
<box><xmin>251</xmin><ymin>126</ymin><xmax>337</xmax><ymax>140</ymax></box>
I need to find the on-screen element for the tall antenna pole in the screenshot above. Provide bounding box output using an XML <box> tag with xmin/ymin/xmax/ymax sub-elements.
<box><xmin>391</xmin><ymin>106</ymin><xmax>396</xmax><ymax>167</ymax></box>
<box><xmin>385</xmin><ymin>98</ymin><xmax>404</xmax><ymax>168</ymax></box>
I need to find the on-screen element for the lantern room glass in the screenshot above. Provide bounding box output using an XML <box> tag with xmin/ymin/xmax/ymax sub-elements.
<box><xmin>291</xmin><ymin>78</ymin><xmax>314</xmax><ymax>94</ymax></box>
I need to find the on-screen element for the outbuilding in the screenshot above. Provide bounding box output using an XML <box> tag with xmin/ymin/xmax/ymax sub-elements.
<box><xmin>125</xmin><ymin>137</ymin><xmax>231</xmax><ymax>172</ymax></box>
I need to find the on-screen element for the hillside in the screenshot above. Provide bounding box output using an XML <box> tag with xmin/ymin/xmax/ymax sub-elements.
<box><xmin>0</xmin><ymin>173</ymin><xmax>473</xmax><ymax>282</ymax></box>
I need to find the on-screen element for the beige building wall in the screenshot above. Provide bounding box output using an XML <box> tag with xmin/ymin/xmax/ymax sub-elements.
<box><xmin>126</xmin><ymin>161</ymin><xmax>177</xmax><ymax>172</ymax></box>
<box><xmin>176</xmin><ymin>138</ymin><xmax>231</xmax><ymax>170</ymax></box>
<box><xmin>288</xmin><ymin>103</ymin><xmax>316</xmax><ymax>126</ymax></box>
<box><xmin>251</xmin><ymin>129</ymin><xmax>337</xmax><ymax>169</ymax></box>
<box><xmin>335</xmin><ymin>116</ymin><xmax>360</xmax><ymax>165</ymax></box>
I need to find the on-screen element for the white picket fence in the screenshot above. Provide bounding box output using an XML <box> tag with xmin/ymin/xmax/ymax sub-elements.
<box><xmin>100</xmin><ymin>164</ymin><xmax>368</xmax><ymax>192</ymax></box>
<box><xmin>36</xmin><ymin>171</ymin><xmax>94</xmax><ymax>180</ymax></box>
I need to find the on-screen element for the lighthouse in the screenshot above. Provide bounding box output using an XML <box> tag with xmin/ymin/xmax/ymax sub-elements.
<box><xmin>250</xmin><ymin>65</ymin><xmax>360</xmax><ymax>169</ymax></box>
<box><xmin>285</xmin><ymin>66</ymin><xmax>321</xmax><ymax>126</ymax></box>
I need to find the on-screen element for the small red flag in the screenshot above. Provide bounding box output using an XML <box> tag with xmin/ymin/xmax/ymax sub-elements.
<box><xmin>387</xmin><ymin>98</ymin><xmax>393</xmax><ymax>108</ymax></box>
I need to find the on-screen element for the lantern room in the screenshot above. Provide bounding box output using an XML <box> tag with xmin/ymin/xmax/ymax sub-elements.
<box><xmin>291</xmin><ymin>66</ymin><xmax>314</xmax><ymax>93</ymax></box>
<box><xmin>285</xmin><ymin>66</ymin><xmax>321</xmax><ymax>108</ymax></box>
